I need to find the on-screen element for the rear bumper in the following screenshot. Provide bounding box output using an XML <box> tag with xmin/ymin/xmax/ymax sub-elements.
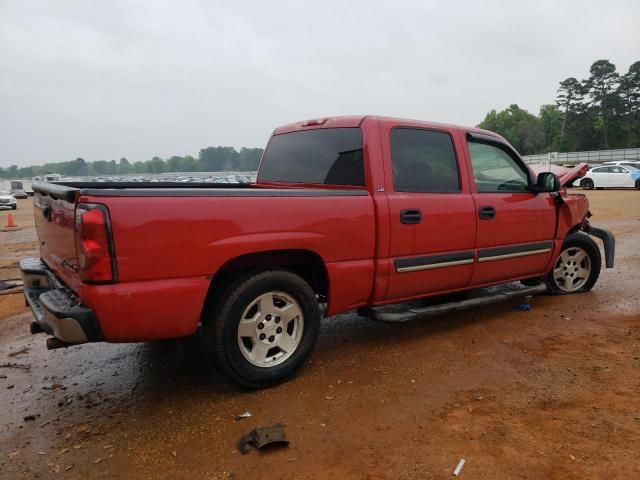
<box><xmin>20</xmin><ymin>258</ymin><xmax>103</xmax><ymax>344</ymax></box>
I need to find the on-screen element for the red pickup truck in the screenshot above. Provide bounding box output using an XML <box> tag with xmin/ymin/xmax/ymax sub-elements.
<box><xmin>22</xmin><ymin>116</ymin><xmax>615</xmax><ymax>388</ymax></box>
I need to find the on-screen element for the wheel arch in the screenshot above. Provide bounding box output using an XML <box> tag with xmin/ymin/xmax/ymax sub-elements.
<box><xmin>201</xmin><ymin>249</ymin><xmax>329</xmax><ymax>322</ymax></box>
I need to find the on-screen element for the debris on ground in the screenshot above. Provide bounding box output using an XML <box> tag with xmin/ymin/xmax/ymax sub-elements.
<box><xmin>235</xmin><ymin>411</ymin><xmax>252</xmax><ymax>421</ymax></box>
<box><xmin>7</xmin><ymin>346</ymin><xmax>30</xmax><ymax>357</ymax></box>
<box><xmin>0</xmin><ymin>284</ymin><xmax>24</xmax><ymax>296</ymax></box>
<box><xmin>23</xmin><ymin>415</ymin><xmax>37</xmax><ymax>421</ymax></box>
<box><xmin>0</xmin><ymin>362</ymin><xmax>31</xmax><ymax>371</ymax></box>
<box><xmin>453</xmin><ymin>458</ymin><xmax>465</xmax><ymax>476</ymax></box>
<box><xmin>513</xmin><ymin>303</ymin><xmax>531</xmax><ymax>311</ymax></box>
<box><xmin>237</xmin><ymin>424</ymin><xmax>289</xmax><ymax>454</ymax></box>
<box><xmin>0</xmin><ymin>281</ymin><xmax>16</xmax><ymax>291</ymax></box>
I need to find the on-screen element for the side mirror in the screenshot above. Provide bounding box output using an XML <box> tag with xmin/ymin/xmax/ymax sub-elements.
<box><xmin>533</xmin><ymin>172</ymin><xmax>561</xmax><ymax>193</ymax></box>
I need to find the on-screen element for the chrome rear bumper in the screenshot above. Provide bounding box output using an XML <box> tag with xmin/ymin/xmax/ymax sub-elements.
<box><xmin>20</xmin><ymin>258</ymin><xmax>103</xmax><ymax>344</ymax></box>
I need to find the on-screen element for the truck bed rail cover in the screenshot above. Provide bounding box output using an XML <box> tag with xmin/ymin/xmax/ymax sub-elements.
<box><xmin>33</xmin><ymin>182</ymin><xmax>368</xmax><ymax>199</ymax></box>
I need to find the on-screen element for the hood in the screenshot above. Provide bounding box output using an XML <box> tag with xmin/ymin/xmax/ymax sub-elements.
<box><xmin>530</xmin><ymin>162</ymin><xmax>589</xmax><ymax>187</ymax></box>
<box><xmin>0</xmin><ymin>194</ymin><xmax>15</xmax><ymax>200</ymax></box>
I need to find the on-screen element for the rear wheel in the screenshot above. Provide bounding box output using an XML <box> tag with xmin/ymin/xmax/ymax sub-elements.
<box><xmin>546</xmin><ymin>233</ymin><xmax>601</xmax><ymax>294</ymax></box>
<box><xmin>635</xmin><ymin>179</ymin><xmax>640</xmax><ymax>190</ymax></box>
<box><xmin>201</xmin><ymin>270</ymin><xmax>321</xmax><ymax>389</ymax></box>
<box><xmin>580</xmin><ymin>178</ymin><xmax>594</xmax><ymax>190</ymax></box>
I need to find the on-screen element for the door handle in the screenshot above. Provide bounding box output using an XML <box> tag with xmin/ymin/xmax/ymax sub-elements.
<box><xmin>400</xmin><ymin>209</ymin><xmax>422</xmax><ymax>224</ymax></box>
<box><xmin>478</xmin><ymin>206</ymin><xmax>496</xmax><ymax>220</ymax></box>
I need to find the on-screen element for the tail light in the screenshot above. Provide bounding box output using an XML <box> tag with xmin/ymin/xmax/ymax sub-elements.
<box><xmin>75</xmin><ymin>203</ymin><xmax>117</xmax><ymax>283</ymax></box>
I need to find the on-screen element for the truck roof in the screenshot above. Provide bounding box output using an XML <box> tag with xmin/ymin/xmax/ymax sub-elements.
<box><xmin>272</xmin><ymin>115</ymin><xmax>502</xmax><ymax>140</ymax></box>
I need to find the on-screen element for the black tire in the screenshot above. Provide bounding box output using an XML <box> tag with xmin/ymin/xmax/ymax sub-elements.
<box><xmin>580</xmin><ymin>178</ymin><xmax>594</xmax><ymax>190</ymax></box>
<box><xmin>635</xmin><ymin>179</ymin><xmax>640</xmax><ymax>190</ymax></box>
<box><xmin>546</xmin><ymin>233</ymin><xmax>601</xmax><ymax>294</ymax></box>
<box><xmin>200</xmin><ymin>270</ymin><xmax>321</xmax><ymax>389</ymax></box>
<box><xmin>11</xmin><ymin>205</ymin><xmax>17</xmax><ymax>210</ymax></box>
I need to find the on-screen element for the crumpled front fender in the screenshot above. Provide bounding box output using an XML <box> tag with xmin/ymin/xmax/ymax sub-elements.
<box><xmin>587</xmin><ymin>225</ymin><xmax>615</xmax><ymax>268</ymax></box>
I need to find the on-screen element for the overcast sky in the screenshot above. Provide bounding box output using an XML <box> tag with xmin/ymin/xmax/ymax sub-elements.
<box><xmin>1</xmin><ymin>0</ymin><xmax>639</xmax><ymax>167</ymax></box>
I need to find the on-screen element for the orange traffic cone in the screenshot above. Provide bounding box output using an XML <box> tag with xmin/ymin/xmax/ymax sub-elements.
<box><xmin>5</xmin><ymin>212</ymin><xmax>17</xmax><ymax>228</ymax></box>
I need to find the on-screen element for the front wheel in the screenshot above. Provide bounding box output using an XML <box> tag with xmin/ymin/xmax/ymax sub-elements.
<box><xmin>201</xmin><ymin>270</ymin><xmax>321</xmax><ymax>389</ymax></box>
<box><xmin>635</xmin><ymin>179</ymin><xmax>640</xmax><ymax>190</ymax></box>
<box><xmin>546</xmin><ymin>233</ymin><xmax>601</xmax><ymax>294</ymax></box>
<box><xmin>580</xmin><ymin>178</ymin><xmax>594</xmax><ymax>190</ymax></box>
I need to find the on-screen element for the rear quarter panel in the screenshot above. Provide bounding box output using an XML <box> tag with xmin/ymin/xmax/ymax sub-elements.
<box><xmin>78</xmin><ymin>193</ymin><xmax>376</xmax><ymax>341</ymax></box>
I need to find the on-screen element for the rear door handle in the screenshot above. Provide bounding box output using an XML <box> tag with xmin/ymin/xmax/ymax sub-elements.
<box><xmin>400</xmin><ymin>209</ymin><xmax>422</xmax><ymax>224</ymax></box>
<box><xmin>478</xmin><ymin>206</ymin><xmax>496</xmax><ymax>220</ymax></box>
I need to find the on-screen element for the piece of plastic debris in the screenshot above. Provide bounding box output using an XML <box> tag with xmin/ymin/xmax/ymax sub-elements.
<box><xmin>513</xmin><ymin>303</ymin><xmax>531</xmax><ymax>311</ymax></box>
<box><xmin>237</xmin><ymin>424</ymin><xmax>289</xmax><ymax>454</ymax></box>
<box><xmin>0</xmin><ymin>362</ymin><xmax>31</xmax><ymax>371</ymax></box>
<box><xmin>453</xmin><ymin>458</ymin><xmax>465</xmax><ymax>476</ymax></box>
<box><xmin>236</xmin><ymin>411</ymin><xmax>252</xmax><ymax>421</ymax></box>
<box><xmin>7</xmin><ymin>347</ymin><xmax>30</xmax><ymax>357</ymax></box>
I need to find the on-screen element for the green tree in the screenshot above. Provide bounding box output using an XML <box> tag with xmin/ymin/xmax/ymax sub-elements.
<box><xmin>118</xmin><ymin>157</ymin><xmax>133</xmax><ymax>174</ymax></box>
<box><xmin>238</xmin><ymin>147</ymin><xmax>263</xmax><ymax>170</ymax></box>
<box><xmin>149</xmin><ymin>157</ymin><xmax>165</xmax><ymax>174</ymax></box>
<box><xmin>198</xmin><ymin>146</ymin><xmax>239</xmax><ymax>171</ymax></box>
<box><xmin>539</xmin><ymin>104</ymin><xmax>563</xmax><ymax>151</ymax></box>
<box><xmin>619</xmin><ymin>61</ymin><xmax>640</xmax><ymax>146</ymax></box>
<box><xmin>585</xmin><ymin>60</ymin><xmax>620</xmax><ymax>148</ymax></box>
<box><xmin>556</xmin><ymin>77</ymin><xmax>584</xmax><ymax>142</ymax></box>
<box><xmin>477</xmin><ymin>104</ymin><xmax>545</xmax><ymax>154</ymax></box>
<box><xmin>166</xmin><ymin>156</ymin><xmax>184</xmax><ymax>172</ymax></box>
<box><xmin>182</xmin><ymin>155</ymin><xmax>198</xmax><ymax>172</ymax></box>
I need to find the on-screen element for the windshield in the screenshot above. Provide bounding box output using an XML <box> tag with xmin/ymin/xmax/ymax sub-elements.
<box><xmin>258</xmin><ymin>128</ymin><xmax>365</xmax><ymax>186</ymax></box>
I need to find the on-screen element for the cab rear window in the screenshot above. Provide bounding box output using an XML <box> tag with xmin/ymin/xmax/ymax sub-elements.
<box><xmin>258</xmin><ymin>128</ymin><xmax>365</xmax><ymax>186</ymax></box>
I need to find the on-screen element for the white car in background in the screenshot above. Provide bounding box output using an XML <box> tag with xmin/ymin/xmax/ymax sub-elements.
<box><xmin>580</xmin><ymin>165</ymin><xmax>640</xmax><ymax>190</ymax></box>
<box><xmin>0</xmin><ymin>190</ymin><xmax>18</xmax><ymax>210</ymax></box>
<box><xmin>602</xmin><ymin>160</ymin><xmax>640</xmax><ymax>170</ymax></box>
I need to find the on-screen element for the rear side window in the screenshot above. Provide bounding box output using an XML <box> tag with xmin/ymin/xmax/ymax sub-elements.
<box><xmin>390</xmin><ymin>128</ymin><xmax>460</xmax><ymax>192</ymax></box>
<box><xmin>258</xmin><ymin>128</ymin><xmax>364</xmax><ymax>186</ymax></box>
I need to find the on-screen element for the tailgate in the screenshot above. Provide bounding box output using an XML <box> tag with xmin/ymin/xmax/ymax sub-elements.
<box><xmin>33</xmin><ymin>183</ymin><xmax>81</xmax><ymax>292</ymax></box>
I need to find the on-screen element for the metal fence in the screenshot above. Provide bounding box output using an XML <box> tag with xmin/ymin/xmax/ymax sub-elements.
<box><xmin>523</xmin><ymin>148</ymin><xmax>640</xmax><ymax>165</ymax></box>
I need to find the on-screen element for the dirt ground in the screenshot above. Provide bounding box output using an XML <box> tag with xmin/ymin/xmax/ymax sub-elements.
<box><xmin>0</xmin><ymin>191</ymin><xmax>638</xmax><ymax>479</ymax></box>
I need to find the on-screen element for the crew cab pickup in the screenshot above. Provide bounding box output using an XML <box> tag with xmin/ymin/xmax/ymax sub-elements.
<box><xmin>22</xmin><ymin>116</ymin><xmax>615</xmax><ymax>388</ymax></box>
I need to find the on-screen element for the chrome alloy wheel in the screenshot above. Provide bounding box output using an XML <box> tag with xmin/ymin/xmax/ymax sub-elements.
<box><xmin>237</xmin><ymin>291</ymin><xmax>304</xmax><ymax>368</ymax></box>
<box><xmin>552</xmin><ymin>247</ymin><xmax>592</xmax><ymax>292</ymax></box>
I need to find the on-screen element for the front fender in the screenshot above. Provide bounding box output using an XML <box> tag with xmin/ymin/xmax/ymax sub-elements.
<box><xmin>587</xmin><ymin>225</ymin><xmax>615</xmax><ymax>268</ymax></box>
